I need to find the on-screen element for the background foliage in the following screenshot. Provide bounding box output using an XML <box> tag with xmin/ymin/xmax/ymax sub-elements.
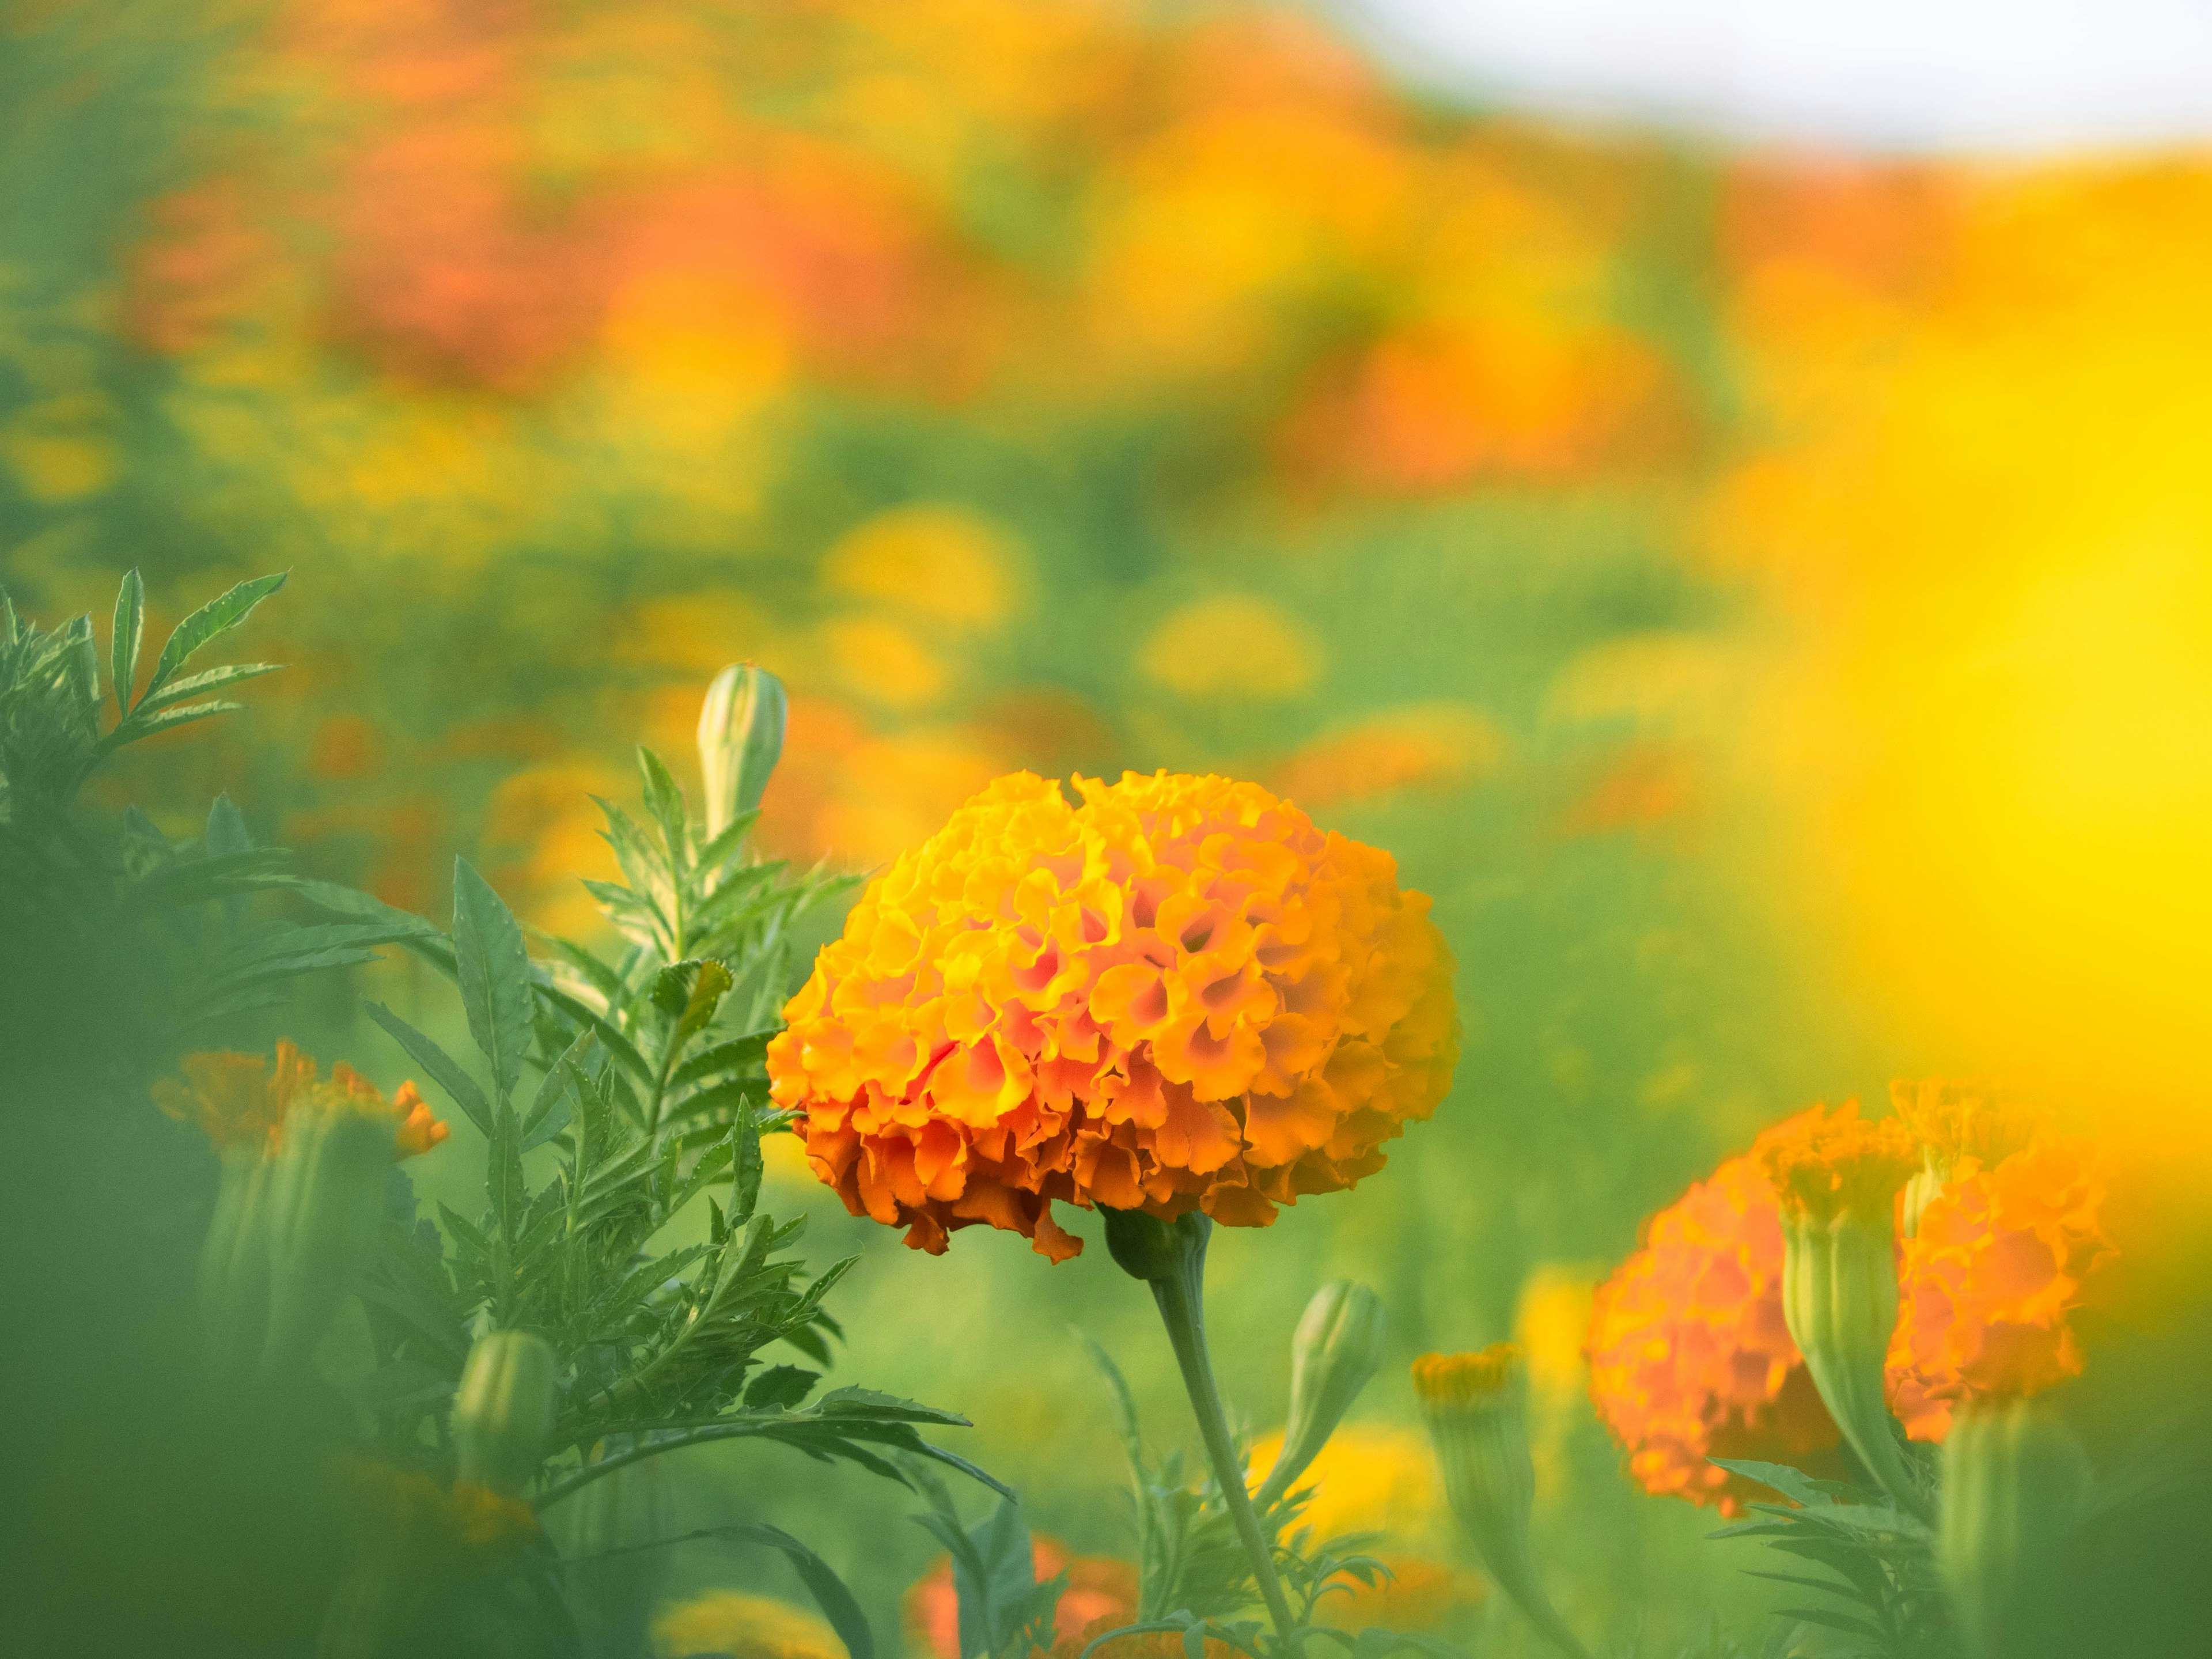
<box><xmin>5</xmin><ymin>1</ymin><xmax>2210</xmax><ymax>1654</ymax></box>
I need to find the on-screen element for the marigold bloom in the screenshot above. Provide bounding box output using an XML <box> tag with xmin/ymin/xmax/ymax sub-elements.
<box><xmin>767</xmin><ymin>771</ymin><xmax>1457</xmax><ymax>1260</ymax></box>
<box><xmin>906</xmin><ymin>1539</ymin><xmax>1136</xmax><ymax>1659</ymax></box>
<box><xmin>1886</xmin><ymin>1130</ymin><xmax>2115</xmax><ymax>1441</ymax></box>
<box><xmin>156</xmin><ymin>1039</ymin><xmax>447</xmax><ymax>1160</ymax></box>
<box><xmin>1585</xmin><ymin>1120</ymin><xmax>1844</xmax><ymax>1513</ymax></box>
<box><xmin>1753</xmin><ymin>1100</ymin><xmax>1916</xmax><ymax>1224</ymax></box>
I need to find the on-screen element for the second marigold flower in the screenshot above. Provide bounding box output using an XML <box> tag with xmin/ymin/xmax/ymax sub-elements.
<box><xmin>767</xmin><ymin>771</ymin><xmax>1458</xmax><ymax>1260</ymax></box>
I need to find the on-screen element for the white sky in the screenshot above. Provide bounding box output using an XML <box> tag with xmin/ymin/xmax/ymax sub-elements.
<box><xmin>1333</xmin><ymin>0</ymin><xmax>2212</xmax><ymax>154</ymax></box>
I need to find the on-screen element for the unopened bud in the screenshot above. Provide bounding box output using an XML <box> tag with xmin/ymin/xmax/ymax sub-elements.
<box><xmin>1256</xmin><ymin>1281</ymin><xmax>1386</xmax><ymax>1508</ymax></box>
<box><xmin>1778</xmin><ymin>1209</ymin><xmax>1929</xmax><ymax>1517</ymax></box>
<box><xmin>453</xmin><ymin>1329</ymin><xmax>560</xmax><ymax>1497</ymax></box>
<box><xmin>259</xmin><ymin>1101</ymin><xmax>393</xmax><ymax>1381</ymax></box>
<box><xmin>1413</xmin><ymin>1346</ymin><xmax>1590</xmax><ymax>1659</ymax></box>
<box><xmin>698</xmin><ymin>663</ymin><xmax>787</xmax><ymax>839</ymax></box>
<box><xmin>1939</xmin><ymin>1399</ymin><xmax>2091</xmax><ymax>1659</ymax></box>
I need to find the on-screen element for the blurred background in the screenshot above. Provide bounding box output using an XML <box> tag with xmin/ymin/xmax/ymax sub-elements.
<box><xmin>5</xmin><ymin>0</ymin><xmax>2210</xmax><ymax>1650</ymax></box>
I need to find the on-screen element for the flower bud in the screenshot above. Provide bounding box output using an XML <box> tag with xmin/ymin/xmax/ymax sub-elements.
<box><xmin>1759</xmin><ymin>1105</ymin><xmax>1929</xmax><ymax>1516</ymax></box>
<box><xmin>198</xmin><ymin>1145</ymin><xmax>275</xmax><ymax>1385</ymax></box>
<box><xmin>258</xmin><ymin>1100</ymin><xmax>395</xmax><ymax>1382</ymax></box>
<box><xmin>698</xmin><ymin>663</ymin><xmax>787</xmax><ymax>838</ymax></box>
<box><xmin>1412</xmin><ymin>1346</ymin><xmax>1590</xmax><ymax>1659</ymax></box>
<box><xmin>453</xmin><ymin>1329</ymin><xmax>560</xmax><ymax>1497</ymax></box>
<box><xmin>1938</xmin><ymin>1399</ymin><xmax>2091</xmax><ymax>1659</ymax></box>
<box><xmin>1100</xmin><ymin>1205</ymin><xmax>1206</xmax><ymax>1283</ymax></box>
<box><xmin>1256</xmin><ymin>1281</ymin><xmax>1386</xmax><ymax>1509</ymax></box>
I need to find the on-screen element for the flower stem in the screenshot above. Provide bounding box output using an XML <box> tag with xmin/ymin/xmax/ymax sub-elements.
<box><xmin>1104</xmin><ymin>1209</ymin><xmax>1301</xmax><ymax>1653</ymax></box>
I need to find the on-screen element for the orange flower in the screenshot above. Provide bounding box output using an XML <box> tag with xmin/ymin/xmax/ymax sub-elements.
<box><xmin>156</xmin><ymin>1039</ymin><xmax>448</xmax><ymax>1160</ymax></box>
<box><xmin>1753</xmin><ymin>1100</ymin><xmax>1916</xmax><ymax>1223</ymax></box>
<box><xmin>1585</xmin><ymin>1115</ymin><xmax>1844</xmax><ymax>1513</ymax></box>
<box><xmin>906</xmin><ymin>1538</ymin><xmax>1137</xmax><ymax>1659</ymax></box>
<box><xmin>1885</xmin><ymin>1112</ymin><xmax>2115</xmax><ymax>1442</ymax></box>
<box><xmin>767</xmin><ymin>771</ymin><xmax>1456</xmax><ymax>1260</ymax></box>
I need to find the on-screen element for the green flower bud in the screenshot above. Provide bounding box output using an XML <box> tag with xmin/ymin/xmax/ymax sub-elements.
<box><xmin>1777</xmin><ymin>1209</ymin><xmax>1930</xmax><ymax>1518</ymax></box>
<box><xmin>1413</xmin><ymin>1346</ymin><xmax>1591</xmax><ymax>1659</ymax></box>
<box><xmin>1939</xmin><ymin>1399</ymin><xmax>2092</xmax><ymax>1659</ymax></box>
<box><xmin>198</xmin><ymin>1144</ymin><xmax>275</xmax><ymax>1385</ymax></box>
<box><xmin>1760</xmin><ymin>1107</ymin><xmax>1929</xmax><ymax>1517</ymax></box>
<box><xmin>698</xmin><ymin>663</ymin><xmax>787</xmax><ymax>838</ymax></box>
<box><xmin>1100</xmin><ymin>1205</ymin><xmax>1206</xmax><ymax>1283</ymax></box>
<box><xmin>259</xmin><ymin>1101</ymin><xmax>393</xmax><ymax>1382</ymax></box>
<box><xmin>1256</xmin><ymin>1281</ymin><xmax>1386</xmax><ymax>1509</ymax></box>
<box><xmin>453</xmin><ymin>1329</ymin><xmax>560</xmax><ymax>1497</ymax></box>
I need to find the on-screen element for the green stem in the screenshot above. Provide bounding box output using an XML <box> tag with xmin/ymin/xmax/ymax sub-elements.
<box><xmin>1105</xmin><ymin>1210</ymin><xmax>1301</xmax><ymax>1653</ymax></box>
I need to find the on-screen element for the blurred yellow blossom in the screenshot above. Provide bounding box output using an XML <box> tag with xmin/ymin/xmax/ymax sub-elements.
<box><xmin>1141</xmin><ymin>595</ymin><xmax>1321</xmax><ymax>701</ymax></box>
<box><xmin>821</xmin><ymin>503</ymin><xmax>1024</xmax><ymax>631</ymax></box>
<box><xmin>653</xmin><ymin>1591</ymin><xmax>843</xmax><ymax>1659</ymax></box>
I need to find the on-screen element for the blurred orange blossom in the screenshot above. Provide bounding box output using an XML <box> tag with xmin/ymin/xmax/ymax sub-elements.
<box><xmin>155</xmin><ymin>1039</ymin><xmax>447</xmax><ymax>1160</ymax></box>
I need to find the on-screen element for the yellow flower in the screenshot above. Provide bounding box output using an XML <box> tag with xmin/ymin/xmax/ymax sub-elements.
<box><xmin>155</xmin><ymin>1039</ymin><xmax>448</xmax><ymax>1160</ymax></box>
<box><xmin>653</xmin><ymin>1591</ymin><xmax>844</xmax><ymax>1659</ymax></box>
<box><xmin>767</xmin><ymin>770</ymin><xmax>1457</xmax><ymax>1259</ymax></box>
<box><xmin>1246</xmin><ymin>1422</ymin><xmax>1445</xmax><ymax>1544</ymax></box>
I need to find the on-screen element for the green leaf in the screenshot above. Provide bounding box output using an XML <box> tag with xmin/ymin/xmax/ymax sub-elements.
<box><xmin>744</xmin><ymin>1365</ymin><xmax>820</xmax><ymax>1410</ymax></box>
<box><xmin>1709</xmin><ymin>1459</ymin><xmax>1832</xmax><ymax>1509</ymax></box>
<box><xmin>638</xmin><ymin>747</ymin><xmax>690</xmax><ymax>866</ymax></box>
<box><xmin>653</xmin><ymin>959</ymin><xmax>734</xmax><ymax>1059</ymax></box>
<box><xmin>111</xmin><ymin>567</ymin><xmax>143</xmax><ymax>713</ymax></box>
<box><xmin>106</xmin><ymin>698</ymin><xmax>246</xmax><ymax>745</ymax></box>
<box><xmin>133</xmin><ymin>661</ymin><xmax>282</xmax><ymax>715</ymax></box>
<box><xmin>205</xmin><ymin>794</ymin><xmax>251</xmax><ymax>858</ymax></box>
<box><xmin>523</xmin><ymin>1029</ymin><xmax>593</xmax><ymax>1152</ymax></box>
<box><xmin>693</xmin><ymin>808</ymin><xmax>763</xmax><ymax>880</ymax></box>
<box><xmin>453</xmin><ymin>858</ymin><xmax>533</xmax><ymax>1105</ymax></box>
<box><xmin>142</xmin><ymin>571</ymin><xmax>286</xmax><ymax>699</ymax></box>
<box><xmin>670</xmin><ymin>1031</ymin><xmax>772</xmax><ymax>1090</ymax></box>
<box><xmin>366</xmin><ymin>1001</ymin><xmax>493</xmax><ymax>1136</ymax></box>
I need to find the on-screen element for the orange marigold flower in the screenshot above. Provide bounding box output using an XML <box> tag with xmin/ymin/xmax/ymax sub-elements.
<box><xmin>1753</xmin><ymin>1100</ymin><xmax>1916</xmax><ymax>1223</ymax></box>
<box><xmin>1885</xmin><ymin>1127</ymin><xmax>2115</xmax><ymax>1442</ymax></box>
<box><xmin>907</xmin><ymin>1539</ymin><xmax>1137</xmax><ymax>1659</ymax></box>
<box><xmin>1585</xmin><ymin>1116</ymin><xmax>1845</xmax><ymax>1513</ymax></box>
<box><xmin>156</xmin><ymin>1039</ymin><xmax>448</xmax><ymax>1160</ymax></box>
<box><xmin>767</xmin><ymin>771</ymin><xmax>1457</xmax><ymax>1260</ymax></box>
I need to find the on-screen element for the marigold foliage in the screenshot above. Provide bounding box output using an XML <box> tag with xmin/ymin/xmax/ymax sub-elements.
<box><xmin>154</xmin><ymin>1037</ymin><xmax>446</xmax><ymax>1160</ymax></box>
<box><xmin>1585</xmin><ymin>1121</ymin><xmax>1843</xmax><ymax>1513</ymax></box>
<box><xmin>1753</xmin><ymin>1100</ymin><xmax>1916</xmax><ymax>1224</ymax></box>
<box><xmin>767</xmin><ymin>771</ymin><xmax>1457</xmax><ymax>1260</ymax></box>
<box><xmin>1885</xmin><ymin>1111</ymin><xmax>2115</xmax><ymax>1441</ymax></box>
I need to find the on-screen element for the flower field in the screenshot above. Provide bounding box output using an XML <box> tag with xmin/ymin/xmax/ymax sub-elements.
<box><xmin>3</xmin><ymin>3</ymin><xmax>2210</xmax><ymax>1657</ymax></box>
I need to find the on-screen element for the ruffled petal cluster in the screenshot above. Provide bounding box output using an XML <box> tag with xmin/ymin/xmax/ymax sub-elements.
<box><xmin>1884</xmin><ymin>1087</ymin><xmax>2115</xmax><ymax>1441</ymax></box>
<box><xmin>1585</xmin><ymin>1114</ymin><xmax>1844</xmax><ymax>1513</ymax></box>
<box><xmin>156</xmin><ymin>1039</ymin><xmax>447</xmax><ymax>1160</ymax></box>
<box><xmin>1753</xmin><ymin>1100</ymin><xmax>1916</xmax><ymax>1224</ymax></box>
<box><xmin>768</xmin><ymin>771</ymin><xmax>1457</xmax><ymax>1260</ymax></box>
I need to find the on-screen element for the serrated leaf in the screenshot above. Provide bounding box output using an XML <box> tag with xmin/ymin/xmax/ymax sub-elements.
<box><xmin>111</xmin><ymin>567</ymin><xmax>143</xmax><ymax>713</ymax></box>
<box><xmin>670</xmin><ymin>1031</ymin><xmax>772</xmax><ymax>1091</ymax></box>
<box><xmin>744</xmin><ymin>1365</ymin><xmax>821</xmax><ymax>1410</ymax></box>
<box><xmin>453</xmin><ymin>858</ymin><xmax>532</xmax><ymax>1105</ymax></box>
<box><xmin>638</xmin><ymin>746</ymin><xmax>690</xmax><ymax>867</ymax></box>
<box><xmin>366</xmin><ymin>1001</ymin><xmax>492</xmax><ymax>1136</ymax></box>
<box><xmin>132</xmin><ymin>661</ymin><xmax>282</xmax><ymax>717</ymax></box>
<box><xmin>142</xmin><ymin>571</ymin><xmax>286</xmax><ymax>698</ymax></box>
